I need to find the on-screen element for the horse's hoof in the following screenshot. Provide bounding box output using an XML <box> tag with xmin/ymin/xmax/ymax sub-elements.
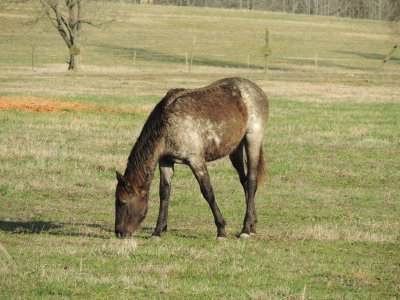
<box><xmin>150</xmin><ymin>235</ymin><xmax>161</xmax><ymax>241</ymax></box>
<box><xmin>239</xmin><ymin>233</ymin><xmax>251</xmax><ymax>239</ymax></box>
<box><xmin>217</xmin><ymin>236</ymin><xmax>227</xmax><ymax>241</ymax></box>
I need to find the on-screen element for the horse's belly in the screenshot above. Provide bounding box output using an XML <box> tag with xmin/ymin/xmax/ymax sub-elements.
<box><xmin>203</xmin><ymin>138</ymin><xmax>241</xmax><ymax>162</ymax></box>
<box><xmin>202</xmin><ymin>120</ymin><xmax>246</xmax><ymax>161</ymax></box>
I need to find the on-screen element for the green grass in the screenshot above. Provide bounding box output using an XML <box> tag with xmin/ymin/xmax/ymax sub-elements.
<box><xmin>1</xmin><ymin>2</ymin><xmax>399</xmax><ymax>299</ymax></box>
<box><xmin>1</xmin><ymin>99</ymin><xmax>399</xmax><ymax>299</ymax></box>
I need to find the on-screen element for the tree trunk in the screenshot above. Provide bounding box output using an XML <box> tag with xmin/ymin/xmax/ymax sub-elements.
<box><xmin>68</xmin><ymin>53</ymin><xmax>80</xmax><ymax>71</ymax></box>
<box><xmin>68</xmin><ymin>40</ymin><xmax>81</xmax><ymax>72</ymax></box>
<box><xmin>68</xmin><ymin>53</ymin><xmax>75</xmax><ymax>71</ymax></box>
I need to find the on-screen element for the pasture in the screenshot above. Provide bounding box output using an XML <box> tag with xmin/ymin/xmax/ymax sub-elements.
<box><xmin>0</xmin><ymin>2</ymin><xmax>399</xmax><ymax>298</ymax></box>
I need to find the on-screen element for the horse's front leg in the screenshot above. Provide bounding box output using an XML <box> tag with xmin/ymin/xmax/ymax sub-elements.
<box><xmin>189</xmin><ymin>160</ymin><xmax>227</xmax><ymax>238</ymax></box>
<box><xmin>152</xmin><ymin>160</ymin><xmax>174</xmax><ymax>238</ymax></box>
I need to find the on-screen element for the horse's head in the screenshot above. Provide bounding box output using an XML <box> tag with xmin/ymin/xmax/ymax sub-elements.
<box><xmin>114</xmin><ymin>171</ymin><xmax>148</xmax><ymax>238</ymax></box>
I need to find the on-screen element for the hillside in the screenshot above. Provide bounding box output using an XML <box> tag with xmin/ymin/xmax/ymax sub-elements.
<box><xmin>0</xmin><ymin>2</ymin><xmax>399</xmax><ymax>102</ymax></box>
<box><xmin>0</xmin><ymin>2</ymin><xmax>399</xmax><ymax>299</ymax></box>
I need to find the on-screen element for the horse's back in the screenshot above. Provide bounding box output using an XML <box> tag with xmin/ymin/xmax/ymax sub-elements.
<box><xmin>162</xmin><ymin>78</ymin><xmax>268</xmax><ymax>162</ymax></box>
<box><xmin>163</xmin><ymin>77</ymin><xmax>268</xmax><ymax>119</ymax></box>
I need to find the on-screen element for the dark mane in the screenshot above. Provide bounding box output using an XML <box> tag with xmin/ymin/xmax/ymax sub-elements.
<box><xmin>124</xmin><ymin>97</ymin><xmax>168</xmax><ymax>192</ymax></box>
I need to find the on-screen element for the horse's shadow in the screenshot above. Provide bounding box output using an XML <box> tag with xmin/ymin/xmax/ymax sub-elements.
<box><xmin>0</xmin><ymin>220</ymin><xmax>208</xmax><ymax>240</ymax></box>
<box><xmin>0</xmin><ymin>220</ymin><xmax>61</xmax><ymax>234</ymax></box>
<box><xmin>0</xmin><ymin>220</ymin><xmax>113</xmax><ymax>239</ymax></box>
<box><xmin>140</xmin><ymin>226</ymin><xmax>206</xmax><ymax>240</ymax></box>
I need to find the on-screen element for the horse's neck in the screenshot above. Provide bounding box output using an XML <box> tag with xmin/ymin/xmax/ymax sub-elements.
<box><xmin>124</xmin><ymin>139</ymin><xmax>164</xmax><ymax>193</ymax></box>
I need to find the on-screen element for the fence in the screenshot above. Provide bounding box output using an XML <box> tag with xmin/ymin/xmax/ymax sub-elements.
<box><xmin>0</xmin><ymin>39</ymin><xmax>397</xmax><ymax>76</ymax></box>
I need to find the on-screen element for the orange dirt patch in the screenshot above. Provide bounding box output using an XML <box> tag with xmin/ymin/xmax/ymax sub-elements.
<box><xmin>0</xmin><ymin>96</ymin><xmax>96</xmax><ymax>113</ymax></box>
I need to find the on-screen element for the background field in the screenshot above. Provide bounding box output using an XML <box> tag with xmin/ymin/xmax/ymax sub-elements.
<box><xmin>0</xmin><ymin>2</ymin><xmax>399</xmax><ymax>299</ymax></box>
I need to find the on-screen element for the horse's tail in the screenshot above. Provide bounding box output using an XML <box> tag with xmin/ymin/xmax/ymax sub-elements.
<box><xmin>257</xmin><ymin>147</ymin><xmax>266</xmax><ymax>188</ymax></box>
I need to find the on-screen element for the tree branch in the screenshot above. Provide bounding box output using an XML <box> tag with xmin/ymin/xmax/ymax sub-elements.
<box><xmin>82</xmin><ymin>19</ymin><xmax>116</xmax><ymax>29</ymax></box>
<box><xmin>60</xmin><ymin>14</ymin><xmax>74</xmax><ymax>43</ymax></box>
<box><xmin>48</xmin><ymin>0</ymin><xmax>73</xmax><ymax>48</ymax></box>
<box><xmin>23</xmin><ymin>9</ymin><xmax>47</xmax><ymax>34</ymax></box>
<box><xmin>39</xmin><ymin>0</ymin><xmax>58</xmax><ymax>29</ymax></box>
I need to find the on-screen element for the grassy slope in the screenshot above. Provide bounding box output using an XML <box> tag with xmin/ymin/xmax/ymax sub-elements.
<box><xmin>0</xmin><ymin>3</ymin><xmax>399</xmax><ymax>299</ymax></box>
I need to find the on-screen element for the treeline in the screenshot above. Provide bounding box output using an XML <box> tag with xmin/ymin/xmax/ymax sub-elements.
<box><xmin>111</xmin><ymin>0</ymin><xmax>399</xmax><ymax>21</ymax></box>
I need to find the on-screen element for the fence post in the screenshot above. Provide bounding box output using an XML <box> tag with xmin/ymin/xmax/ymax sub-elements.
<box><xmin>263</xmin><ymin>28</ymin><xmax>272</xmax><ymax>80</ymax></box>
<box><xmin>189</xmin><ymin>35</ymin><xmax>196</xmax><ymax>74</ymax></box>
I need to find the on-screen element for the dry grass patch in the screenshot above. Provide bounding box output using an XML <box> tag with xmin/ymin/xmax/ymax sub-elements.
<box><xmin>258</xmin><ymin>80</ymin><xmax>400</xmax><ymax>103</ymax></box>
<box><xmin>100</xmin><ymin>238</ymin><xmax>138</xmax><ymax>258</ymax></box>
<box><xmin>293</xmin><ymin>224</ymin><xmax>398</xmax><ymax>243</ymax></box>
<box><xmin>0</xmin><ymin>242</ymin><xmax>14</xmax><ymax>266</ymax></box>
<box><xmin>0</xmin><ymin>13</ymin><xmax>30</xmax><ymax>19</ymax></box>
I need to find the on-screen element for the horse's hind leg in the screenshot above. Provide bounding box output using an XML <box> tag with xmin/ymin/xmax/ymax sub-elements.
<box><xmin>230</xmin><ymin>142</ymin><xmax>258</xmax><ymax>236</ymax></box>
<box><xmin>189</xmin><ymin>160</ymin><xmax>227</xmax><ymax>238</ymax></box>
<box><xmin>152</xmin><ymin>160</ymin><xmax>174</xmax><ymax>238</ymax></box>
<box><xmin>229</xmin><ymin>142</ymin><xmax>247</xmax><ymax>194</ymax></box>
<box><xmin>240</xmin><ymin>135</ymin><xmax>263</xmax><ymax>238</ymax></box>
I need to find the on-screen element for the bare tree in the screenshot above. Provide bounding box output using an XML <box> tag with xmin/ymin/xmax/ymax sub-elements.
<box><xmin>1</xmin><ymin>0</ymin><xmax>88</xmax><ymax>71</ymax></box>
<box><xmin>37</xmin><ymin>0</ymin><xmax>84</xmax><ymax>71</ymax></box>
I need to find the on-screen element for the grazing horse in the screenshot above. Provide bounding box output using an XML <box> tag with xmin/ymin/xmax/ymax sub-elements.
<box><xmin>115</xmin><ymin>77</ymin><xmax>269</xmax><ymax>239</ymax></box>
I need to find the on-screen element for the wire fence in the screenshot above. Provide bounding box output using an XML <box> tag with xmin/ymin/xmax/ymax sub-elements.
<box><xmin>0</xmin><ymin>42</ymin><xmax>397</xmax><ymax>74</ymax></box>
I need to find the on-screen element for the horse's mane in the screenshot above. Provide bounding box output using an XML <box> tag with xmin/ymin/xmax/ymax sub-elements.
<box><xmin>124</xmin><ymin>96</ymin><xmax>169</xmax><ymax>192</ymax></box>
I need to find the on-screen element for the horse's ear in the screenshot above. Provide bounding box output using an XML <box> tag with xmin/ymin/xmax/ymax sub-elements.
<box><xmin>116</xmin><ymin>171</ymin><xmax>126</xmax><ymax>185</ymax></box>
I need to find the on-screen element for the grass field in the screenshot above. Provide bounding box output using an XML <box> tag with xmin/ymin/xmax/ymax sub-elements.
<box><xmin>1</xmin><ymin>2</ymin><xmax>399</xmax><ymax>299</ymax></box>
